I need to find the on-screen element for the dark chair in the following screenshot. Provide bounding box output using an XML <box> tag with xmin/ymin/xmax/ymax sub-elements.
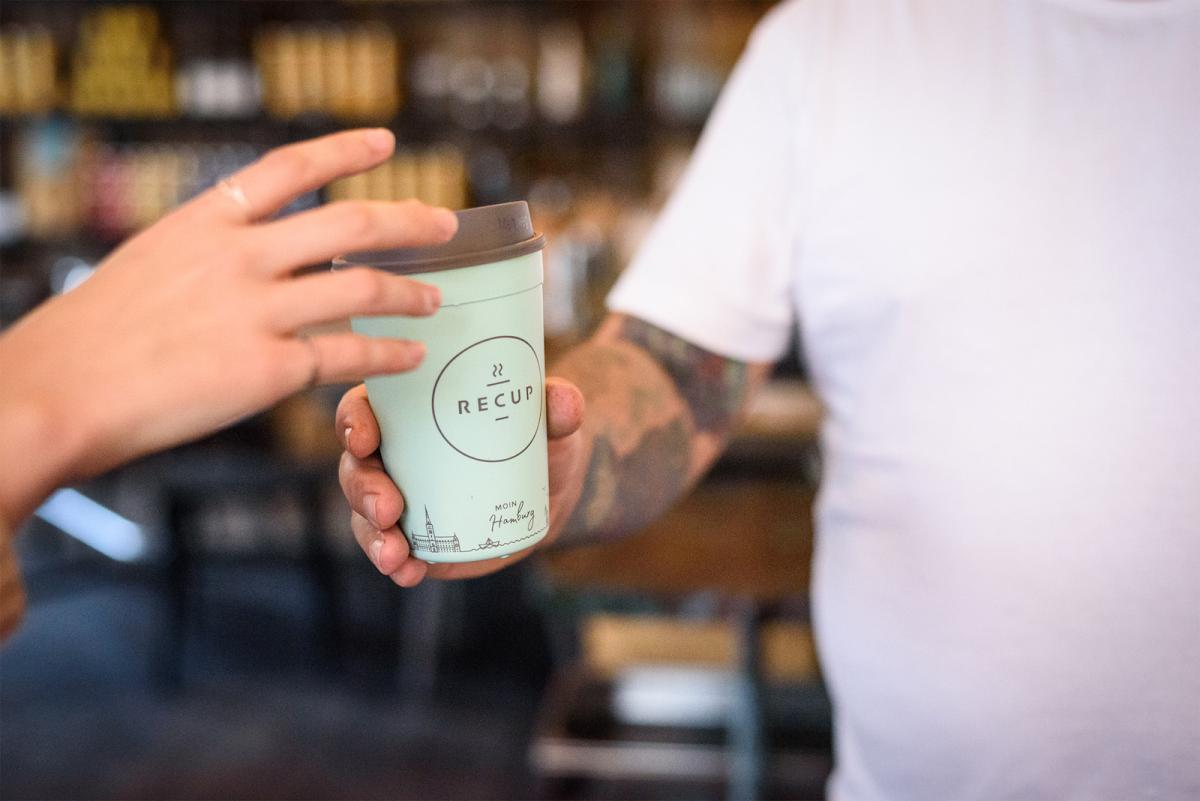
<box><xmin>156</xmin><ymin>447</ymin><xmax>342</xmax><ymax>688</ymax></box>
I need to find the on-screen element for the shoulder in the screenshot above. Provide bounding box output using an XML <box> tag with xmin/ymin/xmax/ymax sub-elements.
<box><xmin>749</xmin><ymin>0</ymin><xmax>846</xmax><ymax>47</ymax></box>
<box><xmin>751</xmin><ymin>0</ymin><xmax>947</xmax><ymax>54</ymax></box>
<box><xmin>740</xmin><ymin>0</ymin><xmax>869</xmax><ymax>80</ymax></box>
<box><xmin>746</xmin><ymin>0</ymin><xmax>821</xmax><ymax>53</ymax></box>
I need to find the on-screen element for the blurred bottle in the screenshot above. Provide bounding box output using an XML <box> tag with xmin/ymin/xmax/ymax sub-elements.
<box><xmin>530</xmin><ymin>177</ymin><xmax>581</xmax><ymax>340</ymax></box>
<box><xmin>466</xmin><ymin>145</ymin><xmax>513</xmax><ymax>206</ymax></box>
<box><xmin>590</xmin><ymin>9</ymin><xmax>638</xmax><ymax>120</ymax></box>
<box><xmin>0</xmin><ymin>25</ymin><xmax>59</xmax><ymax>115</ymax></box>
<box><xmin>176</xmin><ymin>59</ymin><xmax>261</xmax><ymax>118</ymax></box>
<box><xmin>412</xmin><ymin>14</ymin><xmax>534</xmax><ymax>132</ymax></box>
<box><xmin>256</xmin><ymin>27</ymin><xmax>300</xmax><ymax>118</ymax></box>
<box><xmin>327</xmin><ymin>144</ymin><xmax>467</xmax><ymax>210</ymax></box>
<box><xmin>532</xmin><ymin>178</ymin><xmax>632</xmax><ymax>345</ymax></box>
<box><xmin>447</xmin><ymin>54</ymin><xmax>493</xmax><ymax>131</ymax></box>
<box><xmin>15</xmin><ymin>130</ymin><xmax>290</xmax><ymax>241</ymax></box>
<box><xmin>493</xmin><ymin>55</ymin><xmax>531</xmax><ymax>130</ymax></box>
<box><xmin>410</xmin><ymin>47</ymin><xmax>453</xmax><ymax>121</ymax></box>
<box><xmin>355</xmin><ymin>24</ymin><xmax>400</xmax><ymax>120</ymax></box>
<box><xmin>255</xmin><ymin>23</ymin><xmax>399</xmax><ymax>121</ymax></box>
<box><xmin>172</xmin><ymin>2</ymin><xmax>261</xmax><ymax>119</ymax></box>
<box><xmin>325</xmin><ymin>28</ymin><xmax>354</xmax><ymax>119</ymax></box>
<box><xmin>651</xmin><ymin>3</ymin><xmax>759</xmax><ymax>125</ymax></box>
<box><xmin>537</xmin><ymin>22</ymin><xmax>585</xmax><ymax>125</ymax></box>
<box><xmin>89</xmin><ymin>144</ymin><xmax>129</xmax><ymax>238</ymax></box>
<box><xmin>15</xmin><ymin>121</ymin><xmax>90</xmax><ymax>240</ymax></box>
<box><xmin>651</xmin><ymin>7</ymin><xmax>713</xmax><ymax>124</ymax></box>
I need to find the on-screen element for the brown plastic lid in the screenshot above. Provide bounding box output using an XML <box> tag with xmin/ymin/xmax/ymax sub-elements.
<box><xmin>334</xmin><ymin>201</ymin><xmax>545</xmax><ymax>275</ymax></box>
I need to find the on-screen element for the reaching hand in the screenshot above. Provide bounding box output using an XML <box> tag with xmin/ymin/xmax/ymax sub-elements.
<box><xmin>0</xmin><ymin>128</ymin><xmax>459</xmax><ymax>528</ymax></box>
<box><xmin>335</xmin><ymin>377</ymin><xmax>586</xmax><ymax>586</ymax></box>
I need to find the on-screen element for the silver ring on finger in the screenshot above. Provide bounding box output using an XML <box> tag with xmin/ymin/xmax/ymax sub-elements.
<box><xmin>216</xmin><ymin>175</ymin><xmax>252</xmax><ymax>223</ymax></box>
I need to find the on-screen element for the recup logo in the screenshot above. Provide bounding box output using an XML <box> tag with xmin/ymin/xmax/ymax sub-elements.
<box><xmin>432</xmin><ymin>336</ymin><xmax>544</xmax><ymax>463</ymax></box>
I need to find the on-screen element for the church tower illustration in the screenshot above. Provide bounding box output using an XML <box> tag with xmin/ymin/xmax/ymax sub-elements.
<box><xmin>412</xmin><ymin>506</ymin><xmax>461</xmax><ymax>553</ymax></box>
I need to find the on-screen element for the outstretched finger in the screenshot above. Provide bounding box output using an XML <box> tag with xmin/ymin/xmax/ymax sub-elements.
<box><xmin>199</xmin><ymin>128</ymin><xmax>397</xmax><ymax>223</ymax></box>
<box><xmin>298</xmin><ymin>332</ymin><xmax>426</xmax><ymax>386</ymax></box>
<box><xmin>253</xmin><ymin>199</ymin><xmax>458</xmax><ymax>275</ymax></box>
<box><xmin>267</xmin><ymin>267</ymin><xmax>441</xmax><ymax>332</ymax></box>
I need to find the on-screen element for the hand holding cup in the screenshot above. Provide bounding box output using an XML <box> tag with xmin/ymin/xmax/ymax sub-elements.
<box><xmin>336</xmin><ymin>377</ymin><xmax>585</xmax><ymax>586</ymax></box>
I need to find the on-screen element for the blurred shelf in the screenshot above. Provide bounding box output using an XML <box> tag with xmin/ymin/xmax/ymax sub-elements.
<box><xmin>0</xmin><ymin>111</ymin><xmax>703</xmax><ymax>144</ymax></box>
<box><xmin>530</xmin><ymin>665</ymin><xmax>832</xmax><ymax>793</ymax></box>
<box><xmin>582</xmin><ymin>614</ymin><xmax>819</xmax><ymax>683</ymax></box>
<box><xmin>739</xmin><ymin>379</ymin><xmax>822</xmax><ymax>443</ymax></box>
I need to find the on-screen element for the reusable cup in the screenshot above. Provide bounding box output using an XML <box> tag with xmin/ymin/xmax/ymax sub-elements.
<box><xmin>335</xmin><ymin>202</ymin><xmax>548</xmax><ymax>563</ymax></box>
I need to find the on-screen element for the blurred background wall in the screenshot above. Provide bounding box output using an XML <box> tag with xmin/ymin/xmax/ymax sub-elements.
<box><xmin>0</xmin><ymin>2</ymin><xmax>830</xmax><ymax>799</ymax></box>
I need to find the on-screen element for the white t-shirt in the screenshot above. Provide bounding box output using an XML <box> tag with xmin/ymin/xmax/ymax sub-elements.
<box><xmin>608</xmin><ymin>1</ymin><xmax>1200</xmax><ymax>799</ymax></box>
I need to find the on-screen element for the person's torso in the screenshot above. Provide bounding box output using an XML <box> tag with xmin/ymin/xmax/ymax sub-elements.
<box><xmin>777</xmin><ymin>1</ymin><xmax>1200</xmax><ymax>798</ymax></box>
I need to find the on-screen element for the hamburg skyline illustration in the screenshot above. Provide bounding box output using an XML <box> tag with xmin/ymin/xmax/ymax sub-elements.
<box><xmin>411</xmin><ymin>506</ymin><xmax>461</xmax><ymax>553</ymax></box>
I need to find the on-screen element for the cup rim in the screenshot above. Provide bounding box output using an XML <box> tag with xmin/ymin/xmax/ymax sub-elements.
<box><xmin>335</xmin><ymin>232</ymin><xmax>544</xmax><ymax>275</ymax></box>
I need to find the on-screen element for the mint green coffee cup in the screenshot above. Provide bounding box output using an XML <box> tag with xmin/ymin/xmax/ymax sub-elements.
<box><xmin>336</xmin><ymin>202</ymin><xmax>548</xmax><ymax>563</ymax></box>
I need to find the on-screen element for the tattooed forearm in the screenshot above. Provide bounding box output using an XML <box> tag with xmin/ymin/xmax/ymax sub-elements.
<box><xmin>567</xmin><ymin>418</ymin><xmax>692</xmax><ymax>537</ymax></box>
<box><xmin>614</xmin><ymin>316</ymin><xmax>750</xmax><ymax>438</ymax></box>
<box><xmin>551</xmin><ymin>313</ymin><xmax>768</xmax><ymax>545</ymax></box>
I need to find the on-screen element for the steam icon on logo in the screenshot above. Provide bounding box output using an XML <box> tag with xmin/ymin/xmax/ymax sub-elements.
<box><xmin>487</xmin><ymin>363</ymin><xmax>511</xmax><ymax>421</ymax></box>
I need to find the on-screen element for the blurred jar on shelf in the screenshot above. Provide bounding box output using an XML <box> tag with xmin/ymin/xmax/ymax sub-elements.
<box><xmin>175</xmin><ymin>59</ymin><xmax>261</xmax><ymax>119</ymax></box>
<box><xmin>536</xmin><ymin>21</ymin><xmax>586</xmax><ymax>126</ymax></box>
<box><xmin>14</xmin><ymin>121</ymin><xmax>91</xmax><ymax>240</ymax></box>
<box><xmin>12</xmin><ymin>121</ymin><xmax>332</xmax><ymax>242</ymax></box>
<box><xmin>532</xmin><ymin>179</ymin><xmax>648</xmax><ymax>350</ymax></box>
<box><xmin>651</xmin><ymin>2</ymin><xmax>758</xmax><ymax>124</ymax></box>
<box><xmin>0</xmin><ymin>25</ymin><xmax>59</xmax><ymax>115</ymax></box>
<box><xmin>91</xmin><ymin>144</ymin><xmax>196</xmax><ymax>235</ymax></box>
<box><xmin>70</xmin><ymin>5</ymin><xmax>175</xmax><ymax>118</ymax></box>
<box><xmin>256</xmin><ymin>23</ymin><xmax>399</xmax><ymax>121</ymax></box>
<box><xmin>588</xmin><ymin>6</ymin><xmax>639</xmax><ymax>120</ymax></box>
<box><xmin>530</xmin><ymin>137</ymin><xmax>690</xmax><ymax>352</ymax></box>
<box><xmin>410</xmin><ymin>12</ymin><xmax>537</xmax><ymax>131</ymax></box>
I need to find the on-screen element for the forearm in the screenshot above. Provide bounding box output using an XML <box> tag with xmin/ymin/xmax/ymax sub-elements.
<box><xmin>550</xmin><ymin>314</ymin><xmax>770</xmax><ymax>544</ymax></box>
<box><xmin>0</xmin><ymin>400</ymin><xmax>83</xmax><ymax>534</ymax></box>
<box><xmin>0</xmin><ymin>319</ymin><xmax>91</xmax><ymax>534</ymax></box>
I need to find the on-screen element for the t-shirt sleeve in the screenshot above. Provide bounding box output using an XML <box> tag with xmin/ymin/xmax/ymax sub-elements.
<box><xmin>607</xmin><ymin>6</ymin><xmax>802</xmax><ymax>364</ymax></box>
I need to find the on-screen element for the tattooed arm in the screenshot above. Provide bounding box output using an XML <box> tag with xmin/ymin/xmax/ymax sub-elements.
<box><xmin>549</xmin><ymin>313</ymin><xmax>774</xmax><ymax>545</ymax></box>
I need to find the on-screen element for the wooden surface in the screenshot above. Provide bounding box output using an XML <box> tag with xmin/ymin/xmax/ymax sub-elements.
<box><xmin>541</xmin><ymin>480</ymin><xmax>814</xmax><ymax>601</ymax></box>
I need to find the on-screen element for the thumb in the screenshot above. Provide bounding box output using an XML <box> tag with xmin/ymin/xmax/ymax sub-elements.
<box><xmin>546</xmin><ymin>377</ymin><xmax>584</xmax><ymax>440</ymax></box>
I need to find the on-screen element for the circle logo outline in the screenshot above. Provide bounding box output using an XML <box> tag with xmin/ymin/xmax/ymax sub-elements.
<box><xmin>431</xmin><ymin>335</ymin><xmax>544</xmax><ymax>463</ymax></box>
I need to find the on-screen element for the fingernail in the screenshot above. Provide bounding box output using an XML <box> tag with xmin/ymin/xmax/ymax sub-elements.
<box><xmin>343</xmin><ymin>426</ymin><xmax>353</xmax><ymax>449</ymax></box>
<box><xmin>368</xmin><ymin>537</ymin><xmax>383</xmax><ymax>567</ymax></box>
<box><xmin>410</xmin><ymin>341</ymin><xmax>427</xmax><ymax>362</ymax></box>
<box><xmin>363</xmin><ymin>128</ymin><xmax>395</xmax><ymax>153</ymax></box>
<box><xmin>432</xmin><ymin>207</ymin><xmax>458</xmax><ymax>236</ymax></box>
<box><xmin>390</xmin><ymin>563</ymin><xmax>419</xmax><ymax>588</ymax></box>
<box><xmin>425</xmin><ymin>286</ymin><xmax>442</xmax><ymax>312</ymax></box>
<box><xmin>363</xmin><ymin>494</ymin><xmax>380</xmax><ymax>527</ymax></box>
